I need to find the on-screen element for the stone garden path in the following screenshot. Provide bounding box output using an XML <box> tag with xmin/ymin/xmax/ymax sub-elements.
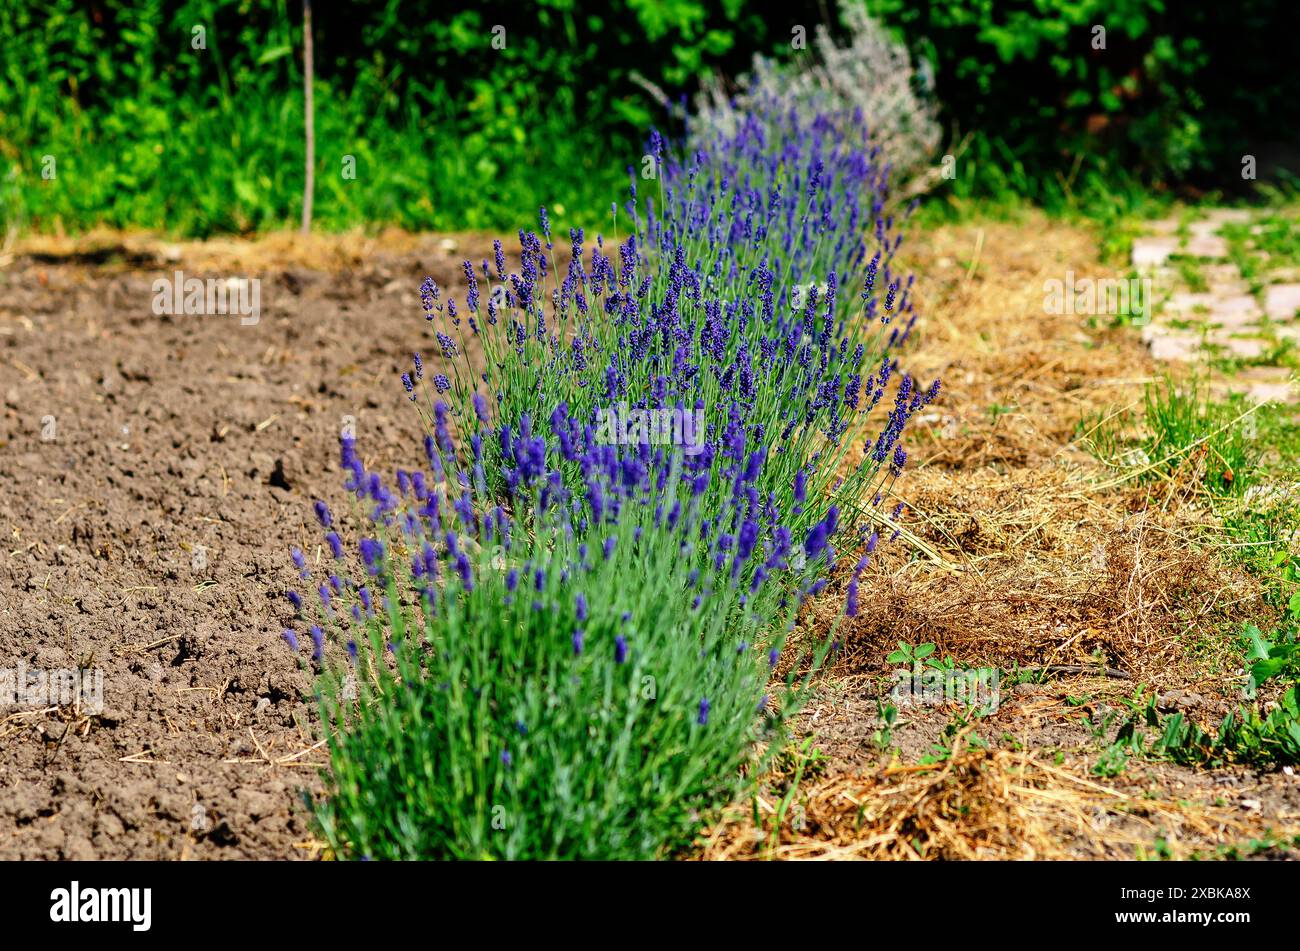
<box><xmin>1133</xmin><ymin>207</ymin><xmax>1300</xmax><ymax>405</ymax></box>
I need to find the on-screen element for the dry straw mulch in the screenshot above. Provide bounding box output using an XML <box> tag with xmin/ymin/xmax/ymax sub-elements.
<box><xmin>703</xmin><ymin>731</ymin><xmax>1296</xmax><ymax>860</ymax></box>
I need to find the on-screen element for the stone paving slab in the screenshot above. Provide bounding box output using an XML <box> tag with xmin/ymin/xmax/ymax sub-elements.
<box><xmin>1132</xmin><ymin>236</ymin><xmax>1179</xmax><ymax>268</ymax></box>
<box><xmin>1264</xmin><ymin>284</ymin><xmax>1300</xmax><ymax>320</ymax></box>
<box><xmin>1183</xmin><ymin>235</ymin><xmax>1229</xmax><ymax>258</ymax></box>
<box><xmin>1209</xmin><ymin>295</ymin><xmax>1264</xmax><ymax>329</ymax></box>
<box><xmin>1204</xmin><ymin>208</ymin><xmax>1254</xmax><ymax>225</ymax></box>
<box><xmin>1207</xmin><ymin>334</ymin><xmax>1268</xmax><ymax>359</ymax></box>
<box><xmin>1231</xmin><ymin>367</ymin><xmax>1298</xmax><ymax>405</ymax></box>
<box><xmin>1162</xmin><ymin>291</ymin><xmax>1216</xmax><ymax>316</ymax></box>
<box><xmin>1201</xmin><ymin>263</ymin><xmax>1246</xmax><ymax>283</ymax></box>
<box><xmin>1246</xmin><ymin>381</ymin><xmax>1297</xmax><ymax>403</ymax></box>
<box><xmin>1145</xmin><ymin>327</ymin><xmax>1201</xmax><ymax>361</ymax></box>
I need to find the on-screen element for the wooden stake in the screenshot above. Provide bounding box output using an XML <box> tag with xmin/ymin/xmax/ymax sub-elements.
<box><xmin>301</xmin><ymin>0</ymin><xmax>315</xmax><ymax>234</ymax></box>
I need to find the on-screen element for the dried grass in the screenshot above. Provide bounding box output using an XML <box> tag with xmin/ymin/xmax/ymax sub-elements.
<box><xmin>703</xmin><ymin>731</ymin><xmax>1297</xmax><ymax>860</ymax></box>
<box><xmin>815</xmin><ymin>216</ymin><xmax>1267</xmax><ymax>684</ymax></box>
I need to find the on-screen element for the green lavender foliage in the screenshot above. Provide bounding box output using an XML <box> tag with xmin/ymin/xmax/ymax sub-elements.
<box><xmin>305</xmin><ymin>455</ymin><xmax>832</xmax><ymax>859</ymax></box>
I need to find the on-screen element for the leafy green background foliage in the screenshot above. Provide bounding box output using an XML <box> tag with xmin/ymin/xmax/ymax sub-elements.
<box><xmin>868</xmin><ymin>0</ymin><xmax>1300</xmax><ymax>195</ymax></box>
<box><xmin>3</xmin><ymin>0</ymin><xmax>1298</xmax><ymax>236</ymax></box>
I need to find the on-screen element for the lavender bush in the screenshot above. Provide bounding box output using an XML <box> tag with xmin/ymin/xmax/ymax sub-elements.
<box><xmin>692</xmin><ymin>2</ymin><xmax>941</xmax><ymax>191</ymax></box>
<box><xmin>281</xmin><ymin>83</ymin><xmax>938</xmax><ymax>859</ymax></box>
<box><xmin>424</xmin><ymin>97</ymin><xmax>933</xmax><ymax>550</ymax></box>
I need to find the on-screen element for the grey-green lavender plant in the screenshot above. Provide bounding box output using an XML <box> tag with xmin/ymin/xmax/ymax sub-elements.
<box><xmin>691</xmin><ymin>2</ymin><xmax>941</xmax><ymax>191</ymax></box>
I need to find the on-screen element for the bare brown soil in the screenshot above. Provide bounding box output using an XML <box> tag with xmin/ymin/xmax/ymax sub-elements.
<box><xmin>0</xmin><ymin>230</ymin><xmax>493</xmax><ymax>859</ymax></box>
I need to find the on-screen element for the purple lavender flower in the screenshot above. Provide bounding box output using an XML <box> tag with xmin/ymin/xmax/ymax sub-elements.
<box><xmin>420</xmin><ymin>277</ymin><xmax>438</xmax><ymax>315</ymax></box>
<box><xmin>359</xmin><ymin>538</ymin><xmax>385</xmax><ymax>576</ymax></box>
<box><xmin>804</xmin><ymin>521</ymin><xmax>829</xmax><ymax>560</ymax></box>
<box><xmin>891</xmin><ymin>446</ymin><xmax>907</xmax><ymax>477</ymax></box>
<box><xmin>325</xmin><ymin>531</ymin><xmax>344</xmax><ymax>559</ymax></box>
<box><xmin>434</xmin><ymin>401</ymin><xmax>454</xmax><ymax>456</ymax></box>
<box><xmin>463</xmin><ymin>261</ymin><xmax>480</xmax><ymax>312</ymax></box>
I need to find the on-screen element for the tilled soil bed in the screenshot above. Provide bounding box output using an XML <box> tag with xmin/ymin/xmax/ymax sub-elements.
<box><xmin>0</xmin><ymin>233</ymin><xmax>490</xmax><ymax>858</ymax></box>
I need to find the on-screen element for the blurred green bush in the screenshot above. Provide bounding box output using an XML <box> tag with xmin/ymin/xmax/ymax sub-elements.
<box><xmin>867</xmin><ymin>0</ymin><xmax>1300</xmax><ymax>198</ymax></box>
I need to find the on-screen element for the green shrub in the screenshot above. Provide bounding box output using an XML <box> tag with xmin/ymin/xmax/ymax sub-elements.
<box><xmin>867</xmin><ymin>0</ymin><xmax>1300</xmax><ymax>191</ymax></box>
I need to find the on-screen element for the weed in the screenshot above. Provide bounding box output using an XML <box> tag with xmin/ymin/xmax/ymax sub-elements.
<box><xmin>873</xmin><ymin>699</ymin><xmax>899</xmax><ymax>750</ymax></box>
<box><xmin>1112</xmin><ymin>622</ymin><xmax>1300</xmax><ymax>770</ymax></box>
<box><xmin>919</xmin><ymin>713</ymin><xmax>989</xmax><ymax>766</ymax></box>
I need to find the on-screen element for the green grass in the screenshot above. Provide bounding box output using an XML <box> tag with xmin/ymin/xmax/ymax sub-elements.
<box><xmin>1176</xmin><ymin>258</ymin><xmax>1208</xmax><ymax>292</ymax></box>
<box><xmin>0</xmin><ymin>0</ymin><xmax>688</xmax><ymax>238</ymax></box>
<box><xmin>1083</xmin><ymin>376</ymin><xmax>1262</xmax><ymax>496</ymax></box>
<box><xmin>8</xmin><ymin>84</ymin><xmax>628</xmax><ymax>237</ymax></box>
<box><xmin>1221</xmin><ymin>210</ymin><xmax>1300</xmax><ymax>287</ymax></box>
<box><xmin>1143</xmin><ymin>379</ymin><xmax>1259</xmax><ymax>495</ymax></box>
